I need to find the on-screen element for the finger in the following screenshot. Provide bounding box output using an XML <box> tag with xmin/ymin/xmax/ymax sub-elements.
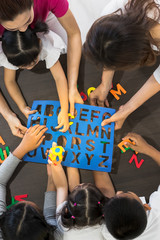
<box><xmin>36</xmin><ymin>135</ymin><xmax>45</xmax><ymax>147</ymax></box>
<box><xmin>70</xmin><ymin>102</ymin><xmax>74</xmax><ymax>117</ymax></box>
<box><xmin>123</xmin><ymin>133</ymin><xmax>137</xmax><ymax>143</ymax></box>
<box><xmin>45</xmin><ymin>149</ymin><xmax>49</xmax><ymax>157</ymax></box>
<box><xmin>19</xmin><ymin>125</ymin><xmax>27</xmax><ymax>134</ymax></box>
<box><xmin>36</xmin><ymin>127</ymin><xmax>48</xmax><ymax>138</ymax></box>
<box><xmin>89</xmin><ymin>97</ymin><xmax>97</xmax><ymax>106</ymax></box>
<box><xmin>55</xmin><ymin>122</ymin><xmax>63</xmax><ymax>129</ymax></box>
<box><xmin>101</xmin><ymin>117</ymin><xmax>113</xmax><ymax>127</ymax></box>
<box><xmin>28</xmin><ymin>124</ymin><xmax>40</xmax><ymax>133</ymax></box>
<box><xmin>16</xmin><ymin>130</ymin><xmax>24</xmax><ymax>138</ymax></box>
<box><xmin>59</xmin><ymin>124</ymin><xmax>69</xmax><ymax>133</ymax></box>
<box><xmin>105</xmin><ymin>99</ymin><xmax>109</xmax><ymax>107</ymax></box>
<box><xmin>97</xmin><ymin>100</ymin><xmax>104</xmax><ymax>107</ymax></box>
<box><xmin>52</xmin><ymin>142</ymin><xmax>57</xmax><ymax>147</ymax></box>
<box><xmin>114</xmin><ymin>122</ymin><xmax>122</xmax><ymax>130</ymax></box>
<box><xmin>125</xmin><ymin>142</ymin><xmax>136</xmax><ymax>150</ymax></box>
<box><xmin>28</xmin><ymin>110</ymin><xmax>37</xmax><ymax>115</ymax></box>
<box><xmin>34</xmin><ymin>125</ymin><xmax>47</xmax><ymax>135</ymax></box>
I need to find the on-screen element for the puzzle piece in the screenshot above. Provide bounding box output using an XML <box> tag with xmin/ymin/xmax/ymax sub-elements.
<box><xmin>80</xmin><ymin>92</ymin><xmax>87</xmax><ymax>101</ymax></box>
<box><xmin>0</xmin><ymin>136</ymin><xmax>5</xmax><ymax>145</ymax></box>
<box><xmin>110</xmin><ymin>83</ymin><xmax>127</xmax><ymax>100</ymax></box>
<box><xmin>129</xmin><ymin>154</ymin><xmax>144</xmax><ymax>168</ymax></box>
<box><xmin>87</xmin><ymin>87</ymin><xmax>96</xmax><ymax>96</ymax></box>
<box><xmin>118</xmin><ymin>139</ymin><xmax>138</xmax><ymax>154</ymax></box>
<box><xmin>6</xmin><ymin>197</ymin><xmax>19</xmax><ymax>209</ymax></box>
<box><xmin>14</xmin><ymin>194</ymin><xmax>28</xmax><ymax>201</ymax></box>
<box><xmin>48</xmin><ymin>143</ymin><xmax>64</xmax><ymax>166</ymax></box>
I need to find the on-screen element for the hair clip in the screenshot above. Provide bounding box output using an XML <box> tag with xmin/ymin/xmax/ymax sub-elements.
<box><xmin>71</xmin><ymin>216</ymin><xmax>75</xmax><ymax>219</ymax></box>
<box><xmin>98</xmin><ymin>201</ymin><xmax>101</xmax><ymax>204</ymax></box>
<box><xmin>74</xmin><ymin>203</ymin><xmax>77</xmax><ymax>206</ymax></box>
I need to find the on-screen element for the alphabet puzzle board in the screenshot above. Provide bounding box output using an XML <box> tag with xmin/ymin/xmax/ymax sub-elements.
<box><xmin>24</xmin><ymin>100</ymin><xmax>115</xmax><ymax>172</ymax></box>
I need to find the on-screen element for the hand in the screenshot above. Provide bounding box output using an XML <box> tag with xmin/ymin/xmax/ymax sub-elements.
<box><xmin>13</xmin><ymin>125</ymin><xmax>48</xmax><ymax>159</ymax></box>
<box><xmin>89</xmin><ymin>82</ymin><xmax>111</xmax><ymax>107</ymax></box>
<box><xmin>55</xmin><ymin>110</ymin><xmax>69</xmax><ymax>132</ymax></box>
<box><xmin>18</xmin><ymin>125</ymin><xmax>48</xmax><ymax>154</ymax></box>
<box><xmin>6</xmin><ymin>112</ymin><xmax>27</xmax><ymax>138</ymax></box>
<box><xmin>21</xmin><ymin>106</ymin><xmax>37</xmax><ymax>119</ymax></box>
<box><xmin>101</xmin><ymin>105</ymin><xmax>129</xmax><ymax>130</ymax></box>
<box><xmin>69</xmin><ymin>88</ymin><xmax>84</xmax><ymax>116</ymax></box>
<box><xmin>122</xmin><ymin>133</ymin><xmax>150</xmax><ymax>154</ymax></box>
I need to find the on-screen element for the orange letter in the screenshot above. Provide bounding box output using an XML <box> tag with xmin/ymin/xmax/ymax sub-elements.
<box><xmin>110</xmin><ymin>83</ymin><xmax>126</xmax><ymax>100</ymax></box>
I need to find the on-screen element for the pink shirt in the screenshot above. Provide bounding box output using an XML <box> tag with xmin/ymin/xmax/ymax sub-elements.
<box><xmin>0</xmin><ymin>0</ymin><xmax>69</xmax><ymax>35</ymax></box>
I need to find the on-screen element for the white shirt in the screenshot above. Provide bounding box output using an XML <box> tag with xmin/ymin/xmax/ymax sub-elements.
<box><xmin>0</xmin><ymin>30</ymin><xmax>67</xmax><ymax>70</ymax></box>
<box><xmin>101</xmin><ymin>185</ymin><xmax>160</xmax><ymax>240</ymax></box>
<box><xmin>56</xmin><ymin>201</ymin><xmax>105</xmax><ymax>240</ymax></box>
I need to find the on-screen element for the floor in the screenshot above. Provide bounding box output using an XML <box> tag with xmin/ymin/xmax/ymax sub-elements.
<box><xmin>0</xmin><ymin>54</ymin><xmax>159</xmax><ymax>208</ymax></box>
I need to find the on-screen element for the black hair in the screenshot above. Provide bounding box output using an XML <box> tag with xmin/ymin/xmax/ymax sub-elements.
<box><xmin>60</xmin><ymin>183</ymin><xmax>108</xmax><ymax>229</ymax></box>
<box><xmin>104</xmin><ymin>197</ymin><xmax>147</xmax><ymax>239</ymax></box>
<box><xmin>0</xmin><ymin>202</ymin><xmax>55</xmax><ymax>240</ymax></box>
<box><xmin>2</xmin><ymin>21</ymin><xmax>48</xmax><ymax>67</ymax></box>
<box><xmin>0</xmin><ymin>0</ymin><xmax>33</xmax><ymax>22</ymax></box>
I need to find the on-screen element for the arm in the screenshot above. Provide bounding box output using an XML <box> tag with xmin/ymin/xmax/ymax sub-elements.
<box><xmin>4</xmin><ymin>68</ymin><xmax>36</xmax><ymax>119</ymax></box>
<box><xmin>93</xmin><ymin>171</ymin><xmax>115</xmax><ymax>198</ymax></box>
<box><xmin>123</xmin><ymin>132</ymin><xmax>160</xmax><ymax>166</ymax></box>
<box><xmin>50</xmin><ymin>163</ymin><xmax>68</xmax><ymax>207</ymax></box>
<box><xmin>102</xmin><ymin>74</ymin><xmax>160</xmax><ymax>129</ymax></box>
<box><xmin>50</xmin><ymin>61</ymin><xmax>69</xmax><ymax>132</ymax></box>
<box><xmin>89</xmin><ymin>70</ymin><xmax>115</xmax><ymax>107</ymax></box>
<box><xmin>0</xmin><ymin>125</ymin><xmax>47</xmax><ymax>214</ymax></box>
<box><xmin>0</xmin><ymin>90</ymin><xmax>27</xmax><ymax>138</ymax></box>
<box><xmin>58</xmin><ymin>9</ymin><xmax>83</xmax><ymax>115</ymax></box>
<box><xmin>67</xmin><ymin>167</ymin><xmax>80</xmax><ymax>192</ymax></box>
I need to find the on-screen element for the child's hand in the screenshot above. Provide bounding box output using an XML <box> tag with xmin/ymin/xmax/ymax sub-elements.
<box><xmin>55</xmin><ymin>111</ymin><xmax>69</xmax><ymax>132</ymax></box>
<box><xmin>19</xmin><ymin>125</ymin><xmax>48</xmax><ymax>154</ymax></box>
<box><xmin>7</xmin><ymin>112</ymin><xmax>27</xmax><ymax>138</ymax></box>
<box><xmin>69</xmin><ymin>88</ymin><xmax>84</xmax><ymax>116</ymax></box>
<box><xmin>122</xmin><ymin>133</ymin><xmax>150</xmax><ymax>154</ymax></box>
<box><xmin>21</xmin><ymin>106</ymin><xmax>37</xmax><ymax>119</ymax></box>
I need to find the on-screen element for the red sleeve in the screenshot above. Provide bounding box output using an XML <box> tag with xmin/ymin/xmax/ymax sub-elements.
<box><xmin>50</xmin><ymin>0</ymin><xmax>69</xmax><ymax>18</ymax></box>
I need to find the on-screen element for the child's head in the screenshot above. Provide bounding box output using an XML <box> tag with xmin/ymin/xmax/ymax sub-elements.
<box><xmin>2</xmin><ymin>22</ymin><xmax>48</xmax><ymax>69</ymax></box>
<box><xmin>83</xmin><ymin>0</ymin><xmax>159</xmax><ymax>71</ymax></box>
<box><xmin>104</xmin><ymin>191</ymin><xmax>148</xmax><ymax>239</ymax></box>
<box><xmin>0</xmin><ymin>201</ymin><xmax>55</xmax><ymax>240</ymax></box>
<box><xmin>60</xmin><ymin>183</ymin><xmax>107</xmax><ymax>229</ymax></box>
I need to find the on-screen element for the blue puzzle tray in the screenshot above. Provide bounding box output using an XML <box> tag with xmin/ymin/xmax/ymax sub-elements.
<box><xmin>23</xmin><ymin>100</ymin><xmax>115</xmax><ymax>172</ymax></box>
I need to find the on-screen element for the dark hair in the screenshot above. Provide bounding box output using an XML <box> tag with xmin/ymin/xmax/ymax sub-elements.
<box><xmin>83</xmin><ymin>0</ymin><xmax>160</xmax><ymax>71</ymax></box>
<box><xmin>0</xmin><ymin>0</ymin><xmax>33</xmax><ymax>22</ymax></box>
<box><xmin>2</xmin><ymin>21</ymin><xmax>48</xmax><ymax>67</ymax></box>
<box><xmin>104</xmin><ymin>197</ymin><xmax>147</xmax><ymax>239</ymax></box>
<box><xmin>0</xmin><ymin>202</ymin><xmax>55</xmax><ymax>240</ymax></box>
<box><xmin>60</xmin><ymin>183</ymin><xmax>107</xmax><ymax>229</ymax></box>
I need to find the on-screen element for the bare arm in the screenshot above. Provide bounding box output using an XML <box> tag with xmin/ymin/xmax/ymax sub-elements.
<box><xmin>123</xmin><ymin>133</ymin><xmax>160</xmax><ymax>166</ymax></box>
<box><xmin>50</xmin><ymin>61</ymin><xmax>69</xmax><ymax>132</ymax></box>
<box><xmin>89</xmin><ymin>70</ymin><xmax>115</xmax><ymax>107</ymax></box>
<box><xmin>0</xmin><ymin>89</ymin><xmax>27</xmax><ymax>138</ymax></box>
<box><xmin>93</xmin><ymin>171</ymin><xmax>115</xmax><ymax>198</ymax></box>
<box><xmin>4</xmin><ymin>68</ymin><xmax>36</xmax><ymax>118</ymax></box>
<box><xmin>58</xmin><ymin>9</ymin><xmax>83</xmax><ymax>115</ymax></box>
<box><xmin>50</xmin><ymin>163</ymin><xmax>68</xmax><ymax>207</ymax></box>
<box><xmin>102</xmin><ymin>74</ymin><xmax>160</xmax><ymax>128</ymax></box>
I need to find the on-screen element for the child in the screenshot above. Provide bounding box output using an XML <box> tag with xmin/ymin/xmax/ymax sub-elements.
<box><xmin>0</xmin><ymin>124</ymin><xmax>60</xmax><ymax>240</ymax></box>
<box><xmin>82</xmin><ymin>0</ymin><xmax>160</xmax><ymax>128</ymax></box>
<box><xmin>101</xmin><ymin>133</ymin><xmax>160</xmax><ymax>240</ymax></box>
<box><xmin>48</xmin><ymin>143</ymin><xmax>115</xmax><ymax>240</ymax></box>
<box><xmin>1</xmin><ymin>22</ymin><xmax>69</xmax><ymax>132</ymax></box>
